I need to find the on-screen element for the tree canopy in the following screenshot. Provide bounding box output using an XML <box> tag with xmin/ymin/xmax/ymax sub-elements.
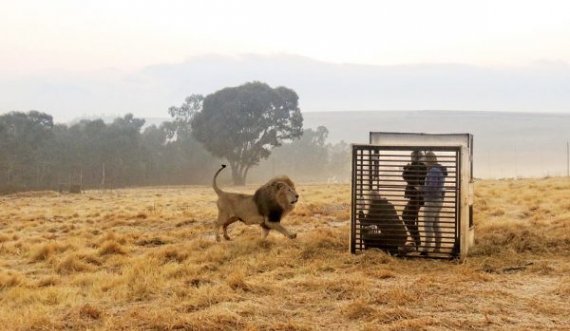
<box><xmin>191</xmin><ymin>82</ymin><xmax>303</xmax><ymax>184</ymax></box>
<box><xmin>167</xmin><ymin>94</ymin><xmax>204</xmax><ymax>142</ymax></box>
<box><xmin>0</xmin><ymin>111</ymin><xmax>54</xmax><ymax>191</ymax></box>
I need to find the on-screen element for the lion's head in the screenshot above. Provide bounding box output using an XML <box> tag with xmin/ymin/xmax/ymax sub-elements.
<box><xmin>272</xmin><ymin>181</ymin><xmax>299</xmax><ymax>210</ymax></box>
<box><xmin>253</xmin><ymin>176</ymin><xmax>299</xmax><ymax>221</ymax></box>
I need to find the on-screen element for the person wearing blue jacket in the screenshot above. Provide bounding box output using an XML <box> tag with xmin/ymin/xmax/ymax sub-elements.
<box><xmin>421</xmin><ymin>151</ymin><xmax>447</xmax><ymax>254</ymax></box>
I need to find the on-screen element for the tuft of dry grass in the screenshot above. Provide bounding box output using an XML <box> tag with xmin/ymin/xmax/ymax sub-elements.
<box><xmin>0</xmin><ymin>234</ymin><xmax>11</xmax><ymax>243</ymax></box>
<box><xmin>29</xmin><ymin>242</ymin><xmax>70</xmax><ymax>262</ymax></box>
<box><xmin>0</xmin><ymin>272</ymin><xmax>25</xmax><ymax>289</ymax></box>
<box><xmin>35</xmin><ymin>276</ymin><xmax>60</xmax><ymax>287</ymax></box>
<box><xmin>226</xmin><ymin>270</ymin><xmax>250</xmax><ymax>292</ymax></box>
<box><xmin>554</xmin><ymin>277</ymin><xmax>570</xmax><ymax>296</ymax></box>
<box><xmin>55</xmin><ymin>253</ymin><xmax>98</xmax><ymax>274</ymax></box>
<box><xmin>98</xmin><ymin>240</ymin><xmax>127</xmax><ymax>256</ymax></box>
<box><xmin>343</xmin><ymin>299</ymin><xmax>377</xmax><ymax>320</ymax></box>
<box><xmin>153</xmin><ymin>245</ymin><xmax>189</xmax><ymax>264</ymax></box>
<box><xmin>0</xmin><ymin>179</ymin><xmax>569</xmax><ymax>330</ymax></box>
<box><xmin>79</xmin><ymin>304</ymin><xmax>102</xmax><ymax>320</ymax></box>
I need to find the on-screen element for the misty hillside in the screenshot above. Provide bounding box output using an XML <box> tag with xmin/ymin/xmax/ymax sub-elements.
<box><xmin>139</xmin><ymin>54</ymin><xmax>570</xmax><ymax>113</ymax></box>
<box><xmin>3</xmin><ymin>55</ymin><xmax>570</xmax><ymax>122</ymax></box>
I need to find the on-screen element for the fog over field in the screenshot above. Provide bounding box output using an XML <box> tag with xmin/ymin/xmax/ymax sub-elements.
<box><xmin>144</xmin><ymin>109</ymin><xmax>570</xmax><ymax>180</ymax></box>
<box><xmin>302</xmin><ymin>110</ymin><xmax>570</xmax><ymax>179</ymax></box>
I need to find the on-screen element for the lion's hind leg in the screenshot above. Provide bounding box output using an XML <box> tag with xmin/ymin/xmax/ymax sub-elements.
<box><xmin>223</xmin><ymin>217</ymin><xmax>241</xmax><ymax>240</ymax></box>
<box><xmin>215</xmin><ymin>212</ymin><xmax>229</xmax><ymax>242</ymax></box>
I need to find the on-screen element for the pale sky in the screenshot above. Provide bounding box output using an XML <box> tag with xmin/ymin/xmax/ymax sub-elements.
<box><xmin>2</xmin><ymin>0</ymin><xmax>570</xmax><ymax>74</ymax></box>
<box><xmin>1</xmin><ymin>0</ymin><xmax>570</xmax><ymax>121</ymax></box>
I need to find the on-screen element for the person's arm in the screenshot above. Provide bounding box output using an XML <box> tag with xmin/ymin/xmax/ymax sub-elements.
<box><xmin>402</xmin><ymin>164</ymin><xmax>411</xmax><ymax>182</ymax></box>
<box><xmin>422</xmin><ymin>169</ymin><xmax>432</xmax><ymax>193</ymax></box>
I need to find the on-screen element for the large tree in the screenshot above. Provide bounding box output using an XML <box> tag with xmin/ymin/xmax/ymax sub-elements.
<box><xmin>191</xmin><ymin>82</ymin><xmax>303</xmax><ymax>185</ymax></box>
<box><xmin>0</xmin><ymin>111</ymin><xmax>54</xmax><ymax>191</ymax></box>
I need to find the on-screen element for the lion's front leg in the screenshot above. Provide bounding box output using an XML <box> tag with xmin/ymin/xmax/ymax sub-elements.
<box><xmin>263</xmin><ymin>220</ymin><xmax>296</xmax><ymax>239</ymax></box>
<box><xmin>260</xmin><ymin>223</ymin><xmax>271</xmax><ymax>239</ymax></box>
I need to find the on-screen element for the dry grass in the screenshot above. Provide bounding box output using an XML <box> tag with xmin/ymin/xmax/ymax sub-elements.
<box><xmin>0</xmin><ymin>179</ymin><xmax>569</xmax><ymax>330</ymax></box>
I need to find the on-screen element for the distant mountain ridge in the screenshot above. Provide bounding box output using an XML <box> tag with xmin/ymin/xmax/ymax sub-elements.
<box><xmin>2</xmin><ymin>54</ymin><xmax>570</xmax><ymax>122</ymax></box>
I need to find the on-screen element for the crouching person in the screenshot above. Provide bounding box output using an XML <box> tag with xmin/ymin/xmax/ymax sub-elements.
<box><xmin>359</xmin><ymin>191</ymin><xmax>409</xmax><ymax>255</ymax></box>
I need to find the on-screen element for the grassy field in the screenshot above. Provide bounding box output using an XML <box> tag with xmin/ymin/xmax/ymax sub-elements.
<box><xmin>0</xmin><ymin>178</ymin><xmax>569</xmax><ymax>330</ymax></box>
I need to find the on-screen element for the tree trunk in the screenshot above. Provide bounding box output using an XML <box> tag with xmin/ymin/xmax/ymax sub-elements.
<box><xmin>230</xmin><ymin>162</ymin><xmax>246</xmax><ymax>186</ymax></box>
<box><xmin>243</xmin><ymin>165</ymin><xmax>251</xmax><ymax>183</ymax></box>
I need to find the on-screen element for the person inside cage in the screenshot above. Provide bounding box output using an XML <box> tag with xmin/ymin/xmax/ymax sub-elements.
<box><xmin>402</xmin><ymin>150</ymin><xmax>427</xmax><ymax>251</ymax></box>
<box><xmin>421</xmin><ymin>151</ymin><xmax>448</xmax><ymax>255</ymax></box>
<box><xmin>358</xmin><ymin>190</ymin><xmax>409</xmax><ymax>255</ymax></box>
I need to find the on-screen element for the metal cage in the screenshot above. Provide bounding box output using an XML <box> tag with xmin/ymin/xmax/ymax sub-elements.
<box><xmin>350</xmin><ymin>136</ymin><xmax>473</xmax><ymax>259</ymax></box>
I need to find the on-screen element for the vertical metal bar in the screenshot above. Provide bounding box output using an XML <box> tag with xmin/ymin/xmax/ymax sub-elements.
<box><xmin>367</xmin><ymin>149</ymin><xmax>372</xmax><ymax>192</ymax></box>
<box><xmin>567</xmin><ymin>141</ymin><xmax>569</xmax><ymax>177</ymax></box>
<box><xmin>470</xmin><ymin>135</ymin><xmax>474</xmax><ymax>180</ymax></box>
<box><xmin>469</xmin><ymin>135</ymin><xmax>474</xmax><ymax>229</ymax></box>
<box><xmin>373</xmin><ymin>148</ymin><xmax>379</xmax><ymax>191</ymax></box>
<box><xmin>359</xmin><ymin>148</ymin><xmax>364</xmax><ymax>252</ymax></box>
<box><xmin>455</xmin><ymin>148</ymin><xmax>461</xmax><ymax>257</ymax></box>
<box><xmin>351</xmin><ymin>146</ymin><xmax>357</xmax><ymax>253</ymax></box>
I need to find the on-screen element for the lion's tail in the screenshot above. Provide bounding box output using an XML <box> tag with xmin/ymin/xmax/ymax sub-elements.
<box><xmin>212</xmin><ymin>164</ymin><xmax>227</xmax><ymax>196</ymax></box>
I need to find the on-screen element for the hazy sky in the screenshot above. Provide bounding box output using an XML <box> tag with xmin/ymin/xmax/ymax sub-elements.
<box><xmin>2</xmin><ymin>0</ymin><xmax>570</xmax><ymax>74</ymax></box>
<box><xmin>1</xmin><ymin>1</ymin><xmax>570</xmax><ymax>121</ymax></box>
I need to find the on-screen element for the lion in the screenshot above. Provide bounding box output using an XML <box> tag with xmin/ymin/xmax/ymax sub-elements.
<box><xmin>212</xmin><ymin>165</ymin><xmax>299</xmax><ymax>241</ymax></box>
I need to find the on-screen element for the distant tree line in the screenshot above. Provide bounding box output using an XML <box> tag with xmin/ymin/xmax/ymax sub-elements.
<box><xmin>0</xmin><ymin>82</ymin><xmax>350</xmax><ymax>194</ymax></box>
<box><xmin>0</xmin><ymin>110</ymin><xmax>349</xmax><ymax>194</ymax></box>
<box><xmin>0</xmin><ymin>111</ymin><xmax>211</xmax><ymax>193</ymax></box>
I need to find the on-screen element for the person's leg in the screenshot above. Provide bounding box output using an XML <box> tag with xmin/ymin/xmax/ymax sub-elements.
<box><xmin>404</xmin><ymin>202</ymin><xmax>422</xmax><ymax>249</ymax></box>
<box><xmin>423</xmin><ymin>201</ymin><xmax>435</xmax><ymax>252</ymax></box>
<box><xmin>402</xmin><ymin>202</ymin><xmax>417</xmax><ymax>248</ymax></box>
<box><xmin>433</xmin><ymin>199</ymin><xmax>443</xmax><ymax>252</ymax></box>
<box><xmin>410</xmin><ymin>204</ymin><xmax>421</xmax><ymax>248</ymax></box>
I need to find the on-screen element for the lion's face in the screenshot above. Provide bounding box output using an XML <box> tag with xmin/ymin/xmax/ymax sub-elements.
<box><xmin>274</xmin><ymin>182</ymin><xmax>299</xmax><ymax>208</ymax></box>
